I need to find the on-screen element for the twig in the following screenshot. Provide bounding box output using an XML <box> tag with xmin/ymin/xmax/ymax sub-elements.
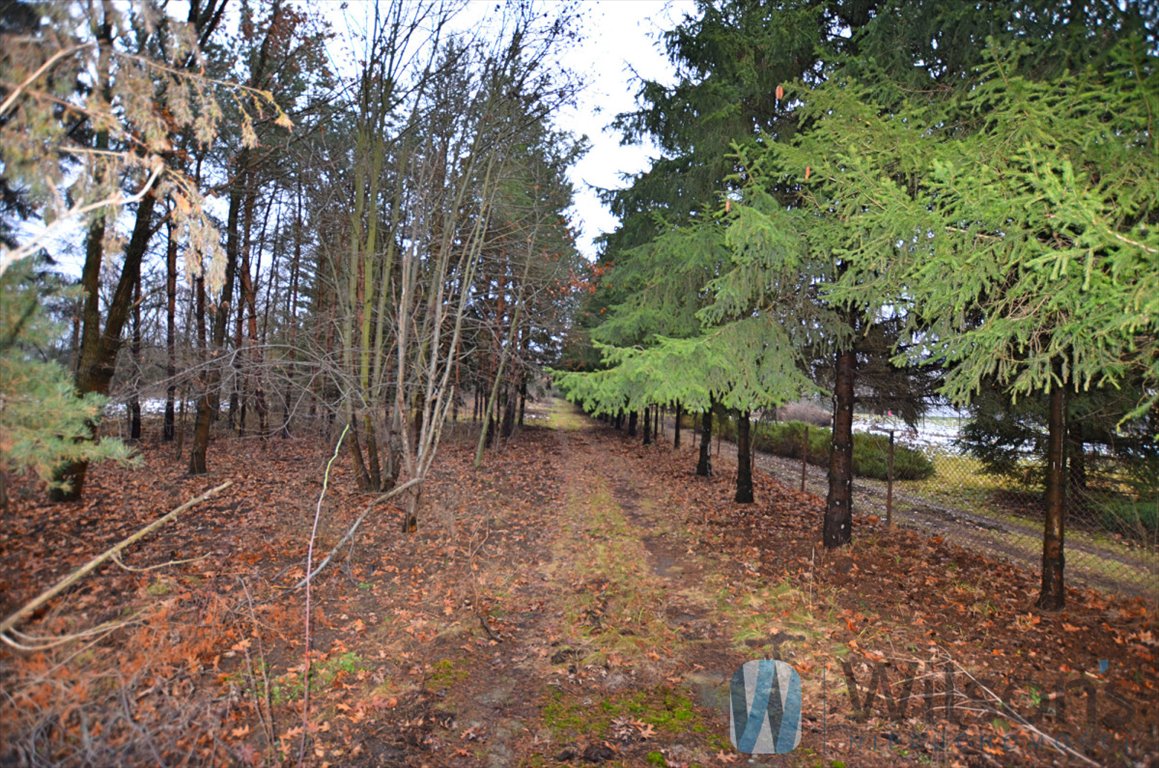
<box><xmin>111</xmin><ymin>550</ymin><xmax>212</xmax><ymax>572</ymax></box>
<box><xmin>467</xmin><ymin>522</ymin><xmax>499</xmax><ymax>642</ymax></box>
<box><xmin>0</xmin><ymin>42</ymin><xmax>94</xmax><ymax>117</ymax></box>
<box><xmin>292</xmin><ymin>476</ymin><xmax>422</xmax><ymax>589</ymax></box>
<box><xmin>0</xmin><ymin>161</ymin><xmax>164</xmax><ymax>276</ymax></box>
<box><xmin>944</xmin><ymin>654</ymin><xmax>1102</xmax><ymax>767</ymax></box>
<box><xmin>299</xmin><ymin>424</ymin><xmax>347</xmax><ymax>768</ymax></box>
<box><xmin>0</xmin><ymin>481</ymin><xmax>232</xmax><ymax>638</ymax></box>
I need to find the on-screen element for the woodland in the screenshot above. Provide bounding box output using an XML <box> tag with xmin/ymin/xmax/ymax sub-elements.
<box><xmin>0</xmin><ymin>0</ymin><xmax>1156</xmax><ymax>766</ymax></box>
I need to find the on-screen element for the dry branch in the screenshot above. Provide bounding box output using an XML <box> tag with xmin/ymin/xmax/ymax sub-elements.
<box><xmin>0</xmin><ymin>481</ymin><xmax>232</xmax><ymax>638</ymax></box>
<box><xmin>294</xmin><ymin>476</ymin><xmax>422</xmax><ymax>589</ymax></box>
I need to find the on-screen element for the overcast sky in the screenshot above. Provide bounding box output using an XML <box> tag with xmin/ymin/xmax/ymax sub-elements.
<box><xmin>27</xmin><ymin>1</ymin><xmax>695</xmax><ymax>274</ymax></box>
<box><xmin>334</xmin><ymin>0</ymin><xmax>695</xmax><ymax>261</ymax></box>
<box><xmin>551</xmin><ymin>0</ymin><xmax>695</xmax><ymax>261</ymax></box>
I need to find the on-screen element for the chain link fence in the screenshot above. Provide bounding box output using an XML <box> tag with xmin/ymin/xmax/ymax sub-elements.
<box><xmin>669</xmin><ymin>408</ymin><xmax>1158</xmax><ymax>600</ymax></box>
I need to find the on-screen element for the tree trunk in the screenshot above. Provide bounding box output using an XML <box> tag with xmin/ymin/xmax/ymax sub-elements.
<box><xmin>347</xmin><ymin>418</ymin><xmax>372</xmax><ymax>490</ymax></box>
<box><xmin>1037</xmin><ymin>379</ymin><xmax>1067</xmax><ymax>610</ymax></box>
<box><xmin>501</xmin><ymin>395</ymin><xmax>516</xmax><ymax>439</ymax></box>
<box><xmin>735</xmin><ymin>410</ymin><xmax>753</xmax><ymax>503</ymax></box>
<box><xmin>189</xmin><ymin>157</ymin><xmax>245</xmax><ymax>475</ymax></box>
<box><xmin>281</xmin><ymin>186</ymin><xmax>303</xmax><ymax>438</ymax></box>
<box><xmin>228</xmin><ymin>281</ymin><xmax>243</xmax><ymax>433</ymax></box>
<box><xmin>696</xmin><ymin>404</ymin><xmax>713</xmax><ymax>477</ymax></box>
<box><xmin>627</xmin><ymin>410</ymin><xmax>638</xmax><ymax>437</ymax></box>
<box><xmin>674</xmin><ymin>401</ymin><xmax>681</xmax><ymax>449</ymax></box>
<box><xmin>824</xmin><ymin>344</ymin><xmax>856</xmax><ymax>547</ymax></box>
<box><xmin>518</xmin><ymin>376</ymin><xmax>527</xmax><ymax>426</ymax></box>
<box><xmin>53</xmin><ymin>190</ymin><xmax>158</xmax><ymax>499</ymax></box>
<box><xmin>50</xmin><ymin>8</ymin><xmax>114</xmax><ymax>501</ymax></box>
<box><xmin>163</xmin><ymin>208</ymin><xmax>178</xmax><ymax>441</ymax></box>
<box><xmin>129</xmin><ymin>270</ymin><xmax>142</xmax><ymax>441</ymax></box>
<box><xmin>643</xmin><ymin>405</ymin><xmax>653</xmax><ymax>445</ymax></box>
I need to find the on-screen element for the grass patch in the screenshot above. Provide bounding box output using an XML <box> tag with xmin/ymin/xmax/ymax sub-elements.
<box><xmin>269</xmin><ymin>651</ymin><xmax>365</xmax><ymax>705</ymax></box>
<box><xmin>545</xmin><ymin>398</ymin><xmax>590</xmax><ymax>431</ymax></box>
<box><xmin>541</xmin><ymin>686</ymin><xmax>704</xmax><ymax>742</ymax></box>
<box><xmin>550</xmin><ymin>481</ymin><xmax>680</xmax><ymax>663</ymax></box>
<box><xmin>1097</xmin><ymin>494</ymin><xmax>1158</xmax><ymax>541</ymax></box>
<box><xmin>715</xmin><ymin>417</ymin><xmax>935</xmax><ymax>481</ymax></box>
<box><xmin>425</xmin><ymin>658</ymin><xmax>468</xmax><ymax>692</ymax></box>
<box><xmin>714</xmin><ymin>577</ymin><xmax>828</xmax><ymax>655</ymax></box>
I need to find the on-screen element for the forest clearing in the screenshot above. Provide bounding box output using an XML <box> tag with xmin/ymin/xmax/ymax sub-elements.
<box><xmin>1</xmin><ymin>400</ymin><xmax>1155</xmax><ymax>766</ymax></box>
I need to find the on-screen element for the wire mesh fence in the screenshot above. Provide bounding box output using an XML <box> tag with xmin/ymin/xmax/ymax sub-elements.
<box><xmin>664</xmin><ymin>409</ymin><xmax>1158</xmax><ymax>601</ymax></box>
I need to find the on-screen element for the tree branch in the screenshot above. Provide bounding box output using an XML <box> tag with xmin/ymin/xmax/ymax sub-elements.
<box><xmin>0</xmin><ymin>481</ymin><xmax>232</xmax><ymax>637</ymax></box>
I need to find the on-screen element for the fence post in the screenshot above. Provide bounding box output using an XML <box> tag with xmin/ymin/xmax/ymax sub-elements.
<box><xmin>886</xmin><ymin>429</ymin><xmax>895</xmax><ymax>528</ymax></box>
<box><xmin>801</xmin><ymin>426</ymin><xmax>809</xmax><ymax>493</ymax></box>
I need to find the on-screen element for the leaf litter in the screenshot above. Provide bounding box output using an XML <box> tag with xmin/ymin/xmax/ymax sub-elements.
<box><xmin>0</xmin><ymin>403</ymin><xmax>1154</xmax><ymax>766</ymax></box>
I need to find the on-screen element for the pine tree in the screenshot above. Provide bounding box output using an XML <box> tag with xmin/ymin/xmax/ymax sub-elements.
<box><xmin>771</xmin><ymin>28</ymin><xmax>1157</xmax><ymax>607</ymax></box>
<box><xmin>0</xmin><ymin>261</ymin><xmax>133</xmax><ymax>508</ymax></box>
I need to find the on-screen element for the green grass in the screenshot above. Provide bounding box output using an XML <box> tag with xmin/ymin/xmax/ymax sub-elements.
<box><xmin>545</xmin><ymin>398</ymin><xmax>590</xmax><ymax>431</ymax></box>
<box><xmin>426</xmin><ymin>658</ymin><xmax>469</xmax><ymax>692</ymax></box>
<box><xmin>548</xmin><ymin>482</ymin><xmax>681</xmax><ymax>662</ymax></box>
<box><xmin>541</xmin><ymin>686</ymin><xmax>704</xmax><ymax>742</ymax></box>
<box><xmin>269</xmin><ymin>651</ymin><xmax>365</xmax><ymax>705</ymax></box>
<box><xmin>715</xmin><ymin>417</ymin><xmax>935</xmax><ymax>481</ymax></box>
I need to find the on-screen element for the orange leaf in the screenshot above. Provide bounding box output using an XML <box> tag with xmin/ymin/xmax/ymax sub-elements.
<box><xmin>775</xmin><ymin>84</ymin><xmax>784</xmax><ymax>101</ymax></box>
<box><xmin>805</xmin><ymin>165</ymin><xmax>812</xmax><ymax>181</ymax></box>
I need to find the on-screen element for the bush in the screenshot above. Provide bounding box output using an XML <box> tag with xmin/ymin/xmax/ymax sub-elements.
<box><xmin>774</xmin><ymin>401</ymin><xmax>831</xmax><ymax>427</ymax></box>
<box><xmin>709</xmin><ymin>414</ymin><xmax>935</xmax><ymax>481</ymax></box>
<box><xmin>1098</xmin><ymin>497</ymin><xmax>1158</xmax><ymax>541</ymax></box>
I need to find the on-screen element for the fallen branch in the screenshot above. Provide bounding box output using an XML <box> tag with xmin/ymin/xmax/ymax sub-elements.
<box><xmin>943</xmin><ymin>652</ymin><xmax>1102</xmax><ymax>768</ymax></box>
<box><xmin>0</xmin><ymin>617</ymin><xmax>136</xmax><ymax>651</ymax></box>
<box><xmin>293</xmin><ymin>476</ymin><xmax>422</xmax><ymax>589</ymax></box>
<box><xmin>299</xmin><ymin>423</ymin><xmax>347</xmax><ymax>767</ymax></box>
<box><xmin>0</xmin><ymin>481</ymin><xmax>232</xmax><ymax>638</ymax></box>
<box><xmin>111</xmin><ymin>550</ymin><xmax>211</xmax><ymax>572</ymax></box>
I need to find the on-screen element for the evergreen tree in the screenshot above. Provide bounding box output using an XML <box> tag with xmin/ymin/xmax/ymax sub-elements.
<box><xmin>0</xmin><ymin>260</ymin><xmax>133</xmax><ymax>508</ymax></box>
<box><xmin>766</xmin><ymin>25</ymin><xmax>1156</xmax><ymax>606</ymax></box>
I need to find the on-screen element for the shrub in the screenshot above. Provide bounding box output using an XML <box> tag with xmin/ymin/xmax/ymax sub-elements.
<box><xmin>852</xmin><ymin>430</ymin><xmax>936</xmax><ymax>481</ymax></box>
<box><xmin>710</xmin><ymin>415</ymin><xmax>935</xmax><ymax>481</ymax></box>
<box><xmin>1099</xmin><ymin>498</ymin><xmax>1158</xmax><ymax>541</ymax></box>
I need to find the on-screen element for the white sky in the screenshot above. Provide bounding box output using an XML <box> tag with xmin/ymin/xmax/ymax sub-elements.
<box><xmin>550</xmin><ymin>0</ymin><xmax>695</xmax><ymax>260</ymax></box>
<box><xmin>17</xmin><ymin>0</ymin><xmax>694</xmax><ymax>275</ymax></box>
<box><xmin>329</xmin><ymin>0</ymin><xmax>695</xmax><ymax>261</ymax></box>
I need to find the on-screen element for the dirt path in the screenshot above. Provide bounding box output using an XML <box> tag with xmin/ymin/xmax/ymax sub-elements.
<box><xmin>4</xmin><ymin>400</ymin><xmax>1155</xmax><ymax>766</ymax></box>
<box><xmin>358</xmin><ymin>402</ymin><xmax>1156</xmax><ymax>767</ymax></box>
<box><xmin>422</xmin><ymin>404</ymin><xmax>745</xmax><ymax>766</ymax></box>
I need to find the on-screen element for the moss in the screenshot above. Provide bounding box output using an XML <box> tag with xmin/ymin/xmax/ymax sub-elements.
<box><xmin>426</xmin><ymin>658</ymin><xmax>468</xmax><ymax>692</ymax></box>
<box><xmin>541</xmin><ymin>686</ymin><xmax>706</xmax><ymax>742</ymax></box>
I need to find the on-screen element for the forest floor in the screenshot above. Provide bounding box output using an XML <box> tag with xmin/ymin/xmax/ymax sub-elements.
<box><xmin>676</xmin><ymin>420</ymin><xmax>1158</xmax><ymax>599</ymax></box>
<box><xmin>0</xmin><ymin>399</ymin><xmax>1156</xmax><ymax>767</ymax></box>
